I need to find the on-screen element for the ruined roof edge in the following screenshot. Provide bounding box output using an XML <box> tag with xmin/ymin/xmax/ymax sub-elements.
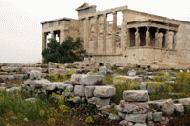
<box><xmin>41</xmin><ymin>17</ymin><xmax>77</xmax><ymax>24</ymax></box>
<box><xmin>127</xmin><ymin>9</ymin><xmax>190</xmax><ymax>24</ymax></box>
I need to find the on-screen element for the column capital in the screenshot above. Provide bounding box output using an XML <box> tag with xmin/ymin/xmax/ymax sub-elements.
<box><xmin>135</xmin><ymin>27</ymin><xmax>139</xmax><ymax>32</ymax></box>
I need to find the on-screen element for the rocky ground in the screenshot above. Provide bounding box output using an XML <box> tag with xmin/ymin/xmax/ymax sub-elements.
<box><xmin>1</xmin><ymin>62</ymin><xmax>190</xmax><ymax>126</ymax></box>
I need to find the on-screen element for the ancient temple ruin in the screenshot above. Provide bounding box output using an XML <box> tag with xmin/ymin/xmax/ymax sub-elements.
<box><xmin>41</xmin><ymin>3</ymin><xmax>190</xmax><ymax>69</ymax></box>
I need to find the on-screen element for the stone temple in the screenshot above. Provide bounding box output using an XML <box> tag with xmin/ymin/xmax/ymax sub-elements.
<box><xmin>41</xmin><ymin>3</ymin><xmax>190</xmax><ymax>69</ymax></box>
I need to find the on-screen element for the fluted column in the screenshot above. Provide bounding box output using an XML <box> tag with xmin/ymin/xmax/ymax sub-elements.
<box><xmin>103</xmin><ymin>14</ymin><xmax>107</xmax><ymax>54</ymax></box>
<box><xmin>112</xmin><ymin>12</ymin><xmax>117</xmax><ymax>53</ymax></box>
<box><xmin>145</xmin><ymin>27</ymin><xmax>150</xmax><ymax>46</ymax></box>
<box><xmin>135</xmin><ymin>27</ymin><xmax>140</xmax><ymax>47</ymax></box>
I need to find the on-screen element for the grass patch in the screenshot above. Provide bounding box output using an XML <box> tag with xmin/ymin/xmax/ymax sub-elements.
<box><xmin>47</xmin><ymin>70</ymin><xmax>76</xmax><ymax>82</ymax></box>
<box><xmin>0</xmin><ymin>91</ymin><xmax>118</xmax><ymax>126</ymax></box>
<box><xmin>110</xmin><ymin>76</ymin><xmax>139</xmax><ymax>103</ymax></box>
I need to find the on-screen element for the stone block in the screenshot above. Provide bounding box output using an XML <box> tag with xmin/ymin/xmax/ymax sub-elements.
<box><xmin>147</xmin><ymin>121</ymin><xmax>154</xmax><ymax>126</ymax></box>
<box><xmin>93</xmin><ymin>86</ymin><xmax>116</xmax><ymax>98</ymax></box>
<box><xmin>28</xmin><ymin>70</ymin><xmax>42</xmax><ymax>80</ymax></box>
<box><xmin>152</xmin><ymin>112</ymin><xmax>162</xmax><ymax>122</ymax></box>
<box><xmin>79</xmin><ymin>74</ymin><xmax>104</xmax><ymax>85</ymax></box>
<box><xmin>134</xmin><ymin>123</ymin><xmax>147</xmax><ymax>126</ymax></box>
<box><xmin>108</xmin><ymin>113</ymin><xmax>120</xmax><ymax>121</ymax></box>
<box><xmin>85</xmin><ymin>86</ymin><xmax>95</xmax><ymax>98</ymax></box>
<box><xmin>119</xmin><ymin>120</ymin><xmax>129</xmax><ymax>126</ymax></box>
<box><xmin>148</xmin><ymin>99</ymin><xmax>175</xmax><ymax>116</ymax></box>
<box><xmin>74</xmin><ymin>85</ymin><xmax>85</xmax><ymax>96</ymax></box>
<box><xmin>175</xmin><ymin>97</ymin><xmax>190</xmax><ymax>106</ymax></box>
<box><xmin>99</xmin><ymin>66</ymin><xmax>107</xmax><ymax>75</ymax></box>
<box><xmin>70</xmin><ymin>74</ymin><xmax>82</xmax><ymax>84</ymax></box>
<box><xmin>118</xmin><ymin>112</ymin><xmax>126</xmax><ymax>119</ymax></box>
<box><xmin>1</xmin><ymin>66</ymin><xmax>21</xmax><ymax>72</ymax></box>
<box><xmin>24</xmin><ymin>79</ymin><xmax>50</xmax><ymax>90</ymax></box>
<box><xmin>125</xmin><ymin>114</ymin><xmax>147</xmax><ymax>123</ymax></box>
<box><xmin>128</xmin><ymin>69</ymin><xmax>136</xmax><ymax>76</ymax></box>
<box><xmin>174</xmin><ymin>104</ymin><xmax>184</xmax><ymax>114</ymax></box>
<box><xmin>46</xmin><ymin>83</ymin><xmax>56</xmax><ymax>91</ymax></box>
<box><xmin>87</xmin><ymin>97</ymin><xmax>110</xmax><ymax>107</ymax></box>
<box><xmin>123</xmin><ymin>90</ymin><xmax>149</xmax><ymax>102</ymax></box>
<box><xmin>118</xmin><ymin>100</ymin><xmax>149</xmax><ymax>114</ymax></box>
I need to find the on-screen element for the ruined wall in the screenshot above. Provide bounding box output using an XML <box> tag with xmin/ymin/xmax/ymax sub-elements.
<box><xmin>87</xmin><ymin>8</ymin><xmax>190</xmax><ymax>68</ymax></box>
<box><xmin>42</xmin><ymin>19</ymin><xmax>80</xmax><ymax>51</ymax></box>
<box><xmin>41</xmin><ymin>4</ymin><xmax>190</xmax><ymax>68</ymax></box>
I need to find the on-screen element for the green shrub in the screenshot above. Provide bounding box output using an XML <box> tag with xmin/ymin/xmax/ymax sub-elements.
<box><xmin>103</xmin><ymin>74</ymin><xmax>113</xmax><ymax>84</ymax></box>
<box><xmin>0</xmin><ymin>91</ymin><xmax>49</xmax><ymax>125</ymax></box>
<box><xmin>147</xmin><ymin>82</ymin><xmax>173</xmax><ymax>100</ymax></box>
<box><xmin>113</xmin><ymin>67</ymin><xmax>129</xmax><ymax>75</ymax></box>
<box><xmin>153</xmin><ymin>72</ymin><xmax>171</xmax><ymax>82</ymax></box>
<box><xmin>42</xmin><ymin>37</ymin><xmax>86</xmax><ymax>63</ymax></box>
<box><xmin>47</xmin><ymin>74</ymin><xmax>66</xmax><ymax>82</ymax></box>
<box><xmin>48</xmin><ymin>70</ymin><xmax>76</xmax><ymax>82</ymax></box>
<box><xmin>85</xmin><ymin>116</ymin><xmax>94</xmax><ymax>124</ymax></box>
<box><xmin>111</xmin><ymin>76</ymin><xmax>139</xmax><ymax>103</ymax></box>
<box><xmin>174</xmin><ymin>72</ymin><xmax>190</xmax><ymax>95</ymax></box>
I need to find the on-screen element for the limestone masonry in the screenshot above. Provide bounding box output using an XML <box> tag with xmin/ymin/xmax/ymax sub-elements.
<box><xmin>41</xmin><ymin>3</ymin><xmax>190</xmax><ymax>69</ymax></box>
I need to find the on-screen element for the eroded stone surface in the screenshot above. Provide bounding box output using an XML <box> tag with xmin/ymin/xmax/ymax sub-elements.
<box><xmin>125</xmin><ymin>114</ymin><xmax>147</xmax><ymax>123</ymax></box>
<box><xmin>74</xmin><ymin>85</ymin><xmax>85</xmax><ymax>96</ymax></box>
<box><xmin>117</xmin><ymin>100</ymin><xmax>149</xmax><ymax>114</ymax></box>
<box><xmin>123</xmin><ymin>90</ymin><xmax>149</xmax><ymax>102</ymax></box>
<box><xmin>93</xmin><ymin>86</ymin><xmax>116</xmax><ymax>98</ymax></box>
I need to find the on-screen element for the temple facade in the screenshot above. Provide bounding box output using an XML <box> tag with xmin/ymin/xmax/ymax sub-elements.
<box><xmin>41</xmin><ymin>3</ymin><xmax>190</xmax><ymax>68</ymax></box>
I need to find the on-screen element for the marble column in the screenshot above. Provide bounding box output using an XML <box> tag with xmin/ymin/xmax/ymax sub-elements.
<box><xmin>103</xmin><ymin>14</ymin><xmax>107</xmax><ymax>54</ymax></box>
<box><xmin>164</xmin><ymin>30</ymin><xmax>169</xmax><ymax>48</ymax></box>
<box><xmin>167</xmin><ymin>31</ymin><xmax>174</xmax><ymax>49</ymax></box>
<box><xmin>95</xmin><ymin>16</ymin><xmax>99</xmax><ymax>53</ymax></box>
<box><xmin>85</xmin><ymin>18</ymin><xmax>90</xmax><ymax>52</ymax></box>
<box><xmin>60</xmin><ymin>30</ymin><xmax>65</xmax><ymax>43</ymax></box>
<box><xmin>155</xmin><ymin>29</ymin><xmax>160</xmax><ymax>48</ymax></box>
<box><xmin>145</xmin><ymin>27</ymin><xmax>150</xmax><ymax>46</ymax></box>
<box><xmin>135</xmin><ymin>27</ymin><xmax>140</xmax><ymax>47</ymax></box>
<box><xmin>112</xmin><ymin>12</ymin><xmax>117</xmax><ymax>53</ymax></box>
<box><xmin>51</xmin><ymin>31</ymin><xmax>55</xmax><ymax>40</ymax></box>
<box><xmin>173</xmin><ymin>32</ymin><xmax>177</xmax><ymax>49</ymax></box>
<box><xmin>158</xmin><ymin>32</ymin><xmax>163</xmax><ymax>48</ymax></box>
<box><xmin>42</xmin><ymin>32</ymin><xmax>46</xmax><ymax>50</ymax></box>
<box><xmin>121</xmin><ymin>10</ymin><xmax>127</xmax><ymax>51</ymax></box>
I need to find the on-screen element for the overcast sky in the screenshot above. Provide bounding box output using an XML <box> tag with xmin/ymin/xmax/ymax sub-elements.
<box><xmin>0</xmin><ymin>0</ymin><xmax>190</xmax><ymax>63</ymax></box>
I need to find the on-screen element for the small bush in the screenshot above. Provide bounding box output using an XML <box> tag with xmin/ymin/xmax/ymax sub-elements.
<box><xmin>114</xmin><ymin>67</ymin><xmax>129</xmax><ymax>75</ymax></box>
<box><xmin>147</xmin><ymin>82</ymin><xmax>173</xmax><ymax>100</ymax></box>
<box><xmin>42</xmin><ymin>37</ymin><xmax>86</xmax><ymax>63</ymax></box>
<box><xmin>153</xmin><ymin>72</ymin><xmax>171</xmax><ymax>82</ymax></box>
<box><xmin>103</xmin><ymin>74</ymin><xmax>113</xmax><ymax>84</ymax></box>
<box><xmin>174</xmin><ymin>72</ymin><xmax>190</xmax><ymax>95</ymax></box>
<box><xmin>111</xmin><ymin>76</ymin><xmax>139</xmax><ymax>103</ymax></box>
<box><xmin>85</xmin><ymin>116</ymin><xmax>94</xmax><ymax>124</ymax></box>
<box><xmin>0</xmin><ymin>91</ymin><xmax>49</xmax><ymax>125</ymax></box>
